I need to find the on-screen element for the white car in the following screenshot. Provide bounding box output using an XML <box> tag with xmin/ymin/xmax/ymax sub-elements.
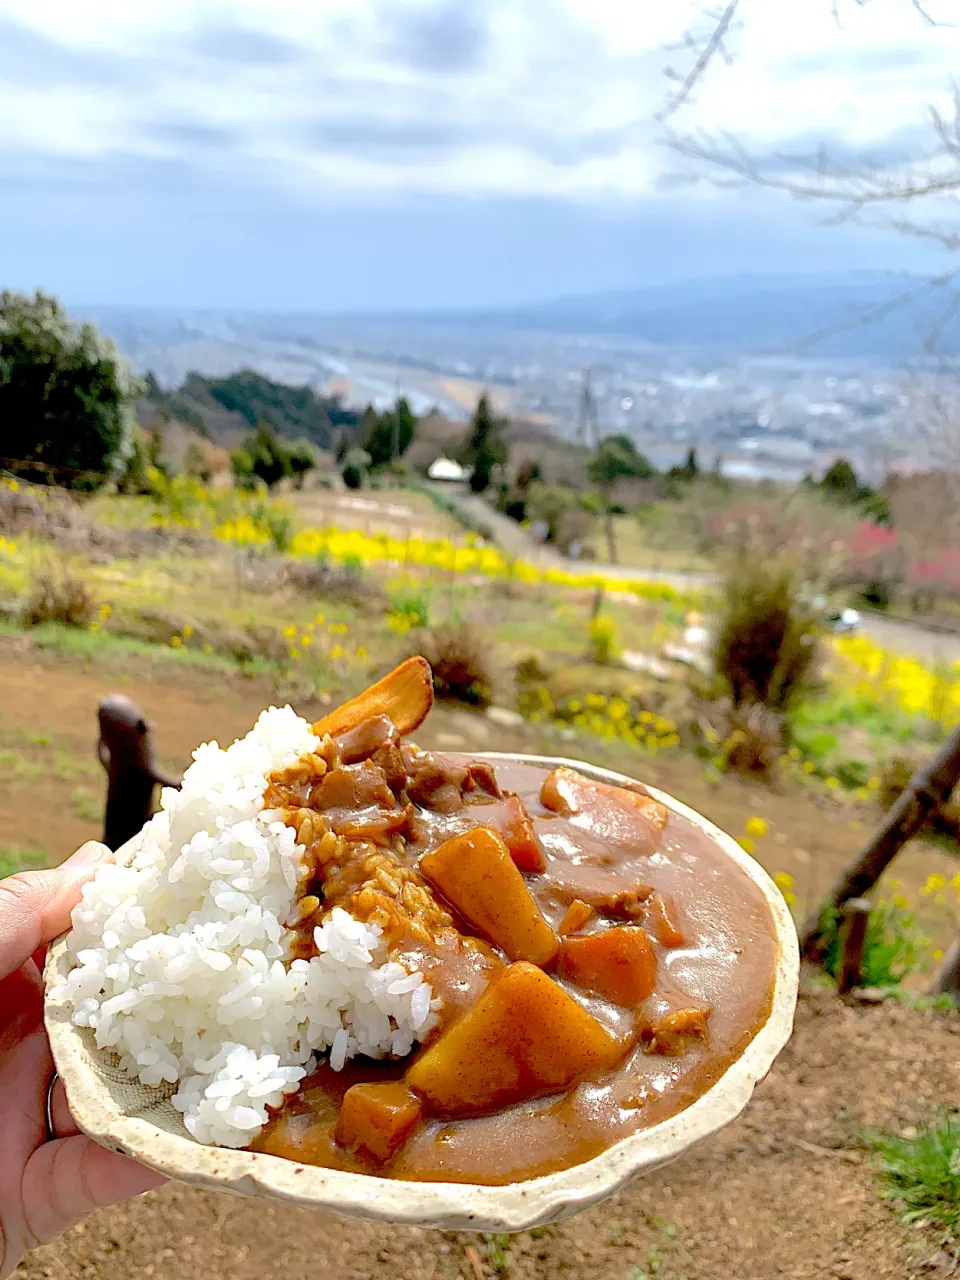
<box><xmin>824</xmin><ymin>608</ymin><xmax>861</xmax><ymax>634</ymax></box>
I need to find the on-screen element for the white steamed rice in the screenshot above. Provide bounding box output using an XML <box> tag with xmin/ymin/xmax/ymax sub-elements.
<box><xmin>52</xmin><ymin>706</ymin><xmax>439</xmax><ymax>1149</ymax></box>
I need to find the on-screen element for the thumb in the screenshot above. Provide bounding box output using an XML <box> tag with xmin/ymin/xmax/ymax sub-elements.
<box><xmin>0</xmin><ymin>843</ymin><xmax>109</xmax><ymax>982</ymax></box>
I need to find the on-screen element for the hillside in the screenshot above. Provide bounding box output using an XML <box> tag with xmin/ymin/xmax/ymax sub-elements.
<box><xmin>140</xmin><ymin>369</ymin><xmax>362</xmax><ymax>450</ymax></box>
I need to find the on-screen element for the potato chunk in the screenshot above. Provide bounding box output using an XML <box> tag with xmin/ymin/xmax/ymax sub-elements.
<box><xmin>558</xmin><ymin>926</ymin><xmax>657</xmax><ymax>1007</ymax></box>
<box><xmin>419</xmin><ymin>827</ymin><xmax>558</xmax><ymax>966</ymax></box>
<box><xmin>334</xmin><ymin>1082</ymin><xmax>423</xmax><ymax>1164</ymax></box>
<box><xmin>405</xmin><ymin>961</ymin><xmax>622</xmax><ymax>1113</ymax></box>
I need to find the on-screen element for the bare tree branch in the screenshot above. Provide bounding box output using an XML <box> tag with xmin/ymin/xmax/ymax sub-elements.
<box><xmin>664</xmin><ymin>0</ymin><xmax>953</xmax><ymax>123</ymax></box>
<box><xmin>659</xmin><ymin>2</ymin><xmax>740</xmax><ymax>120</ymax></box>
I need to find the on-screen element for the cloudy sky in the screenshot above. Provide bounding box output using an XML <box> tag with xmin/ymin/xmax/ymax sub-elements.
<box><xmin>2</xmin><ymin>0</ymin><xmax>959</xmax><ymax>310</ymax></box>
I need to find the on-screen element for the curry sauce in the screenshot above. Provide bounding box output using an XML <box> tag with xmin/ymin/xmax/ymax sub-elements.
<box><xmin>252</xmin><ymin>720</ymin><xmax>779</xmax><ymax>1185</ymax></box>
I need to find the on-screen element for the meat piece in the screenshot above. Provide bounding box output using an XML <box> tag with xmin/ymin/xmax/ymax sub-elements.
<box><xmin>558</xmin><ymin>926</ymin><xmax>657</xmax><ymax>1006</ymax></box>
<box><xmin>419</xmin><ymin>827</ymin><xmax>559</xmax><ymax>967</ymax></box>
<box><xmin>334</xmin><ymin>715</ymin><xmax>399</xmax><ymax>765</ymax></box>
<box><xmin>558</xmin><ymin>899</ymin><xmax>594</xmax><ymax>936</ymax></box>
<box><xmin>643</xmin><ymin>892</ymin><xmax>686</xmax><ymax>948</ymax></box>
<box><xmin>334</xmin><ymin>803</ymin><xmax>414</xmax><ymax>845</ymax></box>
<box><xmin>334</xmin><ymin>1082</ymin><xmax>423</xmax><ymax>1164</ymax></box>
<box><xmin>540</xmin><ymin>767</ymin><xmax>668</xmax><ymax>858</ymax></box>
<box><xmin>642</xmin><ymin>1007</ymin><xmax>710</xmax><ymax>1056</ymax></box>
<box><xmin>314</xmin><ymin>761</ymin><xmax>395</xmax><ymax>811</ymax></box>
<box><xmin>463</xmin><ymin>762</ymin><xmax>502</xmax><ymax>799</ymax></box>
<box><xmin>404</xmin><ymin>750</ymin><xmax>469</xmax><ymax>814</ymax></box>
<box><xmin>405</xmin><ymin>962</ymin><xmax>623</xmax><ymax>1114</ymax></box>
<box><xmin>372</xmin><ymin>743</ymin><xmax>408</xmax><ymax>796</ymax></box>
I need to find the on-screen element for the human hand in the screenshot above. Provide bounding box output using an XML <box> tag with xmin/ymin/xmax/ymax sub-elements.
<box><xmin>0</xmin><ymin>842</ymin><xmax>165</xmax><ymax>1278</ymax></box>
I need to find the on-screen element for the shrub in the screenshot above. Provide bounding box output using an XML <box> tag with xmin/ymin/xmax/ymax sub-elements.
<box><xmin>406</xmin><ymin>622</ymin><xmax>494</xmax><ymax>707</ymax></box>
<box><xmin>24</xmin><ymin>570</ymin><xmax>97</xmax><ymax>628</ymax></box>
<box><xmin>387</xmin><ymin>585</ymin><xmax>432</xmax><ymax>633</ymax></box>
<box><xmin>713</xmin><ymin>554</ymin><xmax>820</xmax><ymax>712</ymax></box>
<box><xmin>702</xmin><ymin>699</ymin><xmax>784</xmax><ymax>777</ymax></box>
<box><xmin>587</xmin><ymin>614</ymin><xmax>621</xmax><ymax>666</ymax></box>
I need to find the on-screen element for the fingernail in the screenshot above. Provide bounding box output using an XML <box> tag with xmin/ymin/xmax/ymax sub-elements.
<box><xmin>62</xmin><ymin>842</ymin><xmax>110</xmax><ymax>873</ymax></box>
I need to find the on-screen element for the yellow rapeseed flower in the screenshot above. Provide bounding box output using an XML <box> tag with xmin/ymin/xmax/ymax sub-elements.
<box><xmin>773</xmin><ymin>871</ymin><xmax>794</xmax><ymax>889</ymax></box>
<box><xmin>331</xmin><ymin>645</ymin><xmax>343</xmax><ymax>660</ymax></box>
<box><xmin>745</xmin><ymin>817</ymin><xmax>769</xmax><ymax>840</ymax></box>
<box><xmin>183</xmin><ymin>625</ymin><xmax>194</xmax><ymax>638</ymax></box>
<box><xmin>921</xmin><ymin>873</ymin><xmax>948</xmax><ymax>896</ymax></box>
<box><xmin>283</xmin><ymin>624</ymin><xmax>297</xmax><ymax>639</ymax></box>
<box><xmin>357</xmin><ymin>646</ymin><xmax>367</xmax><ymax>659</ymax></box>
<box><xmin>891</xmin><ymin>893</ymin><xmax>910</xmax><ymax>910</ymax></box>
<box><xmin>825</xmin><ymin>777</ymin><xmax>840</xmax><ymax>791</ymax></box>
<box><xmin>301</xmin><ymin>635</ymin><xmax>312</xmax><ymax>646</ymax></box>
<box><xmin>170</xmin><ymin>635</ymin><xmax>182</xmax><ymax>648</ymax></box>
<box><xmin>739</xmin><ymin>837</ymin><xmax>756</xmax><ymax>855</ymax></box>
<box><xmin>802</xmin><ymin>761</ymin><xmax>815</xmax><ymax>775</ymax></box>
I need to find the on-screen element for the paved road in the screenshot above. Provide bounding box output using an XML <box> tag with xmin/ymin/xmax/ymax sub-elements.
<box><xmin>440</xmin><ymin>486</ymin><xmax>960</xmax><ymax>665</ymax></box>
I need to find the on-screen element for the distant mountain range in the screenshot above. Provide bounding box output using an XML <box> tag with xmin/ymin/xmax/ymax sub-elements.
<box><xmin>400</xmin><ymin>271</ymin><xmax>959</xmax><ymax>360</ymax></box>
<box><xmin>83</xmin><ymin>270</ymin><xmax>960</xmax><ymax>371</ymax></box>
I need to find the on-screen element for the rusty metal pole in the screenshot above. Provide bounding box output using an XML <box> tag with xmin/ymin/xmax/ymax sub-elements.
<box><xmin>801</xmin><ymin>725</ymin><xmax>960</xmax><ymax>961</ymax></box>
<box><xmin>98</xmin><ymin>695</ymin><xmax>181</xmax><ymax>851</ymax></box>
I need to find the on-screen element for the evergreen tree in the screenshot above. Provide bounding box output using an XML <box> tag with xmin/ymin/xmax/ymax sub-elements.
<box><xmin>820</xmin><ymin>457</ymin><xmax>861</xmax><ymax>505</ymax></box>
<box><xmin>231</xmin><ymin>423</ymin><xmax>291</xmax><ymax>490</ymax></box>
<box><xmin>462</xmin><ymin>394</ymin><xmax>508</xmax><ymax>494</ymax></box>
<box><xmin>0</xmin><ymin>289</ymin><xmax>137</xmax><ymax>485</ymax></box>
<box><xmin>588</xmin><ymin>435</ymin><xmax>656</xmax><ymax>564</ymax></box>
<box><xmin>364</xmin><ymin>397</ymin><xmax>417</xmax><ymax>469</ymax></box>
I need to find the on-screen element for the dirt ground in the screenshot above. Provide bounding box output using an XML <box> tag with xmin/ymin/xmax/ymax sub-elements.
<box><xmin>15</xmin><ymin>989</ymin><xmax>960</xmax><ymax>1280</ymax></box>
<box><xmin>3</xmin><ymin>638</ymin><xmax>960</xmax><ymax>1279</ymax></box>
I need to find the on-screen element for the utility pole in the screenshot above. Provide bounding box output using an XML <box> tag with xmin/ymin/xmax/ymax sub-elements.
<box><xmin>392</xmin><ymin>377</ymin><xmax>401</xmax><ymax>471</ymax></box>
<box><xmin>578</xmin><ymin>368</ymin><xmax>599</xmax><ymax>452</ymax></box>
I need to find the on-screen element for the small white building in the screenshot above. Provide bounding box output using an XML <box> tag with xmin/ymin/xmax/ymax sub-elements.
<box><xmin>428</xmin><ymin>457</ymin><xmax>471</xmax><ymax>483</ymax></box>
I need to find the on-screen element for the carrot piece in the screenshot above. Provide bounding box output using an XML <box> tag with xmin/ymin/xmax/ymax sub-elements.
<box><xmin>405</xmin><ymin>961</ymin><xmax>623</xmax><ymax>1113</ymax></box>
<box><xmin>313</xmin><ymin>657</ymin><xmax>433</xmax><ymax>740</ymax></box>
<box><xmin>499</xmin><ymin>794</ymin><xmax>546</xmax><ymax>873</ymax></box>
<box><xmin>419</xmin><ymin>827</ymin><xmax>559</xmax><ymax>966</ymax></box>
<box><xmin>644</xmin><ymin>892</ymin><xmax>686</xmax><ymax>948</ymax></box>
<box><xmin>334</xmin><ymin>1082</ymin><xmax>423</xmax><ymax>1164</ymax></box>
<box><xmin>558</xmin><ymin>925</ymin><xmax>657</xmax><ymax>1007</ymax></box>
<box><xmin>558</xmin><ymin>899</ymin><xmax>595</xmax><ymax>936</ymax></box>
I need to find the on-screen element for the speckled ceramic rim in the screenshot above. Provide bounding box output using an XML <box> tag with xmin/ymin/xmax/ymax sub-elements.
<box><xmin>45</xmin><ymin>752</ymin><xmax>800</xmax><ymax>1232</ymax></box>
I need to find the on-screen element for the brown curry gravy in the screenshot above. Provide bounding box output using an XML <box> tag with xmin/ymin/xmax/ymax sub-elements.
<box><xmin>253</xmin><ymin>752</ymin><xmax>778</xmax><ymax>1185</ymax></box>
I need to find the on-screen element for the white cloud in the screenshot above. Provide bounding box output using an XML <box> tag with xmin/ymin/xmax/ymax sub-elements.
<box><xmin>0</xmin><ymin>0</ymin><xmax>957</xmax><ymax>201</ymax></box>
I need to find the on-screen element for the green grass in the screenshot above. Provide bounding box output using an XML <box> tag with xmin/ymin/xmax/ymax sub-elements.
<box><xmin>865</xmin><ymin>1113</ymin><xmax>960</xmax><ymax>1252</ymax></box>
<box><xmin>481</xmin><ymin>1233</ymin><xmax>512</xmax><ymax>1277</ymax></box>
<box><xmin>0</xmin><ymin>748</ymin><xmax>44</xmax><ymax>783</ymax></box>
<box><xmin>0</xmin><ymin>844</ymin><xmax>51</xmax><ymax>878</ymax></box>
<box><xmin>0</xmin><ymin>618</ymin><xmax>243</xmax><ymax>673</ymax></box>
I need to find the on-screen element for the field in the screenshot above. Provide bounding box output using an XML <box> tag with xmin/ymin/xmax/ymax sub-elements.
<box><xmin>5</xmin><ymin>474</ymin><xmax>960</xmax><ymax>1278</ymax></box>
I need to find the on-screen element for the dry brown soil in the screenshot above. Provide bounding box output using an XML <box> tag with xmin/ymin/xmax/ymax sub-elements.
<box><xmin>2</xmin><ymin>637</ymin><xmax>959</xmax><ymax>1279</ymax></box>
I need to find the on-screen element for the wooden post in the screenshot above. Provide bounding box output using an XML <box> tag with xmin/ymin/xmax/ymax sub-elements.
<box><xmin>931</xmin><ymin>938</ymin><xmax>960</xmax><ymax>999</ymax></box>
<box><xmin>837</xmin><ymin>898</ymin><xmax>871</xmax><ymax>995</ymax></box>
<box><xmin>591</xmin><ymin>585</ymin><xmax>605</xmax><ymax>621</ymax></box>
<box><xmin>98</xmin><ymin>695</ymin><xmax>181</xmax><ymax>851</ymax></box>
<box><xmin>801</xmin><ymin>724</ymin><xmax>960</xmax><ymax>961</ymax></box>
